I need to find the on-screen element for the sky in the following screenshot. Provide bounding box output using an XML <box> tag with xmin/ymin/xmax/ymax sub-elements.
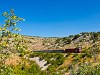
<box><xmin>0</xmin><ymin>0</ymin><xmax>100</xmax><ymax>37</ymax></box>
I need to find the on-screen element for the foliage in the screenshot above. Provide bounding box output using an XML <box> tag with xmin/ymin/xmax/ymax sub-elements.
<box><xmin>62</xmin><ymin>37</ymin><xmax>72</xmax><ymax>44</ymax></box>
<box><xmin>0</xmin><ymin>9</ymin><xmax>24</xmax><ymax>53</ymax></box>
<box><xmin>30</xmin><ymin>52</ymin><xmax>65</xmax><ymax>74</ymax></box>
<box><xmin>72</xmin><ymin>34</ymin><xmax>80</xmax><ymax>40</ymax></box>
<box><xmin>0</xmin><ymin>60</ymin><xmax>41</xmax><ymax>75</ymax></box>
<box><xmin>2</xmin><ymin>9</ymin><xmax>24</xmax><ymax>33</ymax></box>
<box><xmin>71</xmin><ymin>63</ymin><xmax>100</xmax><ymax>75</ymax></box>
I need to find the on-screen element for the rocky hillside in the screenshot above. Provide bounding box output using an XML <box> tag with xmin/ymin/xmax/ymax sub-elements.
<box><xmin>23</xmin><ymin>32</ymin><xmax>100</xmax><ymax>50</ymax></box>
<box><xmin>0</xmin><ymin>32</ymin><xmax>100</xmax><ymax>75</ymax></box>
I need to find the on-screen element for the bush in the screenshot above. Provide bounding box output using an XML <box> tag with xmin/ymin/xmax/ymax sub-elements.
<box><xmin>72</xmin><ymin>34</ymin><xmax>80</xmax><ymax>40</ymax></box>
<box><xmin>71</xmin><ymin>63</ymin><xmax>100</xmax><ymax>75</ymax></box>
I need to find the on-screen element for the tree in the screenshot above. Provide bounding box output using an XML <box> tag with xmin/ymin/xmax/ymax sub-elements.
<box><xmin>0</xmin><ymin>9</ymin><xmax>25</xmax><ymax>74</ymax></box>
<box><xmin>0</xmin><ymin>9</ymin><xmax>25</xmax><ymax>53</ymax></box>
<box><xmin>72</xmin><ymin>34</ymin><xmax>80</xmax><ymax>40</ymax></box>
<box><xmin>1</xmin><ymin>9</ymin><xmax>24</xmax><ymax>35</ymax></box>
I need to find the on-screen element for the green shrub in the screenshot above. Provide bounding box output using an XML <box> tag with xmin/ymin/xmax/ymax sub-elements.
<box><xmin>71</xmin><ymin>63</ymin><xmax>100</xmax><ymax>75</ymax></box>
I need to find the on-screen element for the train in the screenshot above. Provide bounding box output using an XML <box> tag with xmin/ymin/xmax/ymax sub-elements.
<box><xmin>34</xmin><ymin>47</ymin><xmax>82</xmax><ymax>53</ymax></box>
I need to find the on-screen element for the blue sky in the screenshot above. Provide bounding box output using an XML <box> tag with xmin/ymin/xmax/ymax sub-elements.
<box><xmin>0</xmin><ymin>0</ymin><xmax>100</xmax><ymax>37</ymax></box>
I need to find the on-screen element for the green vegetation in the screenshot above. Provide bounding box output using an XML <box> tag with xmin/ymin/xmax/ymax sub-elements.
<box><xmin>30</xmin><ymin>52</ymin><xmax>65</xmax><ymax>74</ymax></box>
<box><xmin>0</xmin><ymin>59</ymin><xmax>41</xmax><ymax>75</ymax></box>
<box><xmin>71</xmin><ymin>63</ymin><xmax>100</xmax><ymax>75</ymax></box>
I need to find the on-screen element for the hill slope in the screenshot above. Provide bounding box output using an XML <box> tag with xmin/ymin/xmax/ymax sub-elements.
<box><xmin>0</xmin><ymin>32</ymin><xmax>100</xmax><ymax>75</ymax></box>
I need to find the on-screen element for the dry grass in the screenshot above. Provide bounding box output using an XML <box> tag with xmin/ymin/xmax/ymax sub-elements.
<box><xmin>5</xmin><ymin>54</ymin><xmax>21</xmax><ymax>66</ymax></box>
<box><xmin>59</xmin><ymin>54</ymin><xmax>74</xmax><ymax>69</ymax></box>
